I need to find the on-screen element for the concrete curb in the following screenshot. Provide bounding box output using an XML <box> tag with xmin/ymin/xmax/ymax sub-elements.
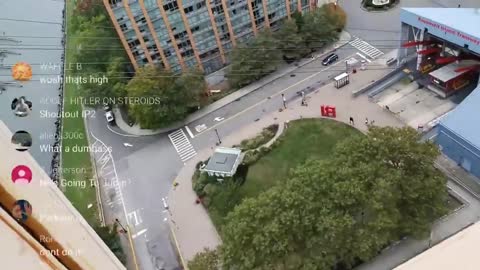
<box><xmin>113</xmin><ymin>32</ymin><xmax>353</xmax><ymax>136</ymax></box>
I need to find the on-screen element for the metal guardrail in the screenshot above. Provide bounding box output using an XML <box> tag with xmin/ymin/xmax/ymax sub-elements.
<box><xmin>351</xmin><ymin>63</ymin><xmax>406</xmax><ymax>97</ymax></box>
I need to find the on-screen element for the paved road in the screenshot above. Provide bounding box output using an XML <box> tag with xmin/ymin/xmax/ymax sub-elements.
<box><xmin>86</xmin><ymin>112</ymin><xmax>181</xmax><ymax>270</ymax></box>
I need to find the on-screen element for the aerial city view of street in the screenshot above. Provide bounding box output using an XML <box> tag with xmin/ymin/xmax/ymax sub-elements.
<box><xmin>1</xmin><ymin>0</ymin><xmax>480</xmax><ymax>269</ymax></box>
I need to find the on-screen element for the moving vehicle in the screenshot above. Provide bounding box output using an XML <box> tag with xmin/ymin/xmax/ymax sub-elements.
<box><xmin>322</xmin><ymin>53</ymin><xmax>339</xmax><ymax>66</ymax></box>
<box><xmin>105</xmin><ymin>111</ymin><xmax>115</xmax><ymax>124</ymax></box>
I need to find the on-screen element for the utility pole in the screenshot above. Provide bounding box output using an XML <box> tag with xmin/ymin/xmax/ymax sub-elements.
<box><xmin>214</xmin><ymin>129</ymin><xmax>222</xmax><ymax>145</ymax></box>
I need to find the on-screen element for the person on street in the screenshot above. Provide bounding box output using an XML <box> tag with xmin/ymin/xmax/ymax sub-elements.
<box><xmin>281</xmin><ymin>93</ymin><xmax>287</xmax><ymax>109</ymax></box>
<box><xmin>349</xmin><ymin>116</ymin><xmax>354</xmax><ymax>125</ymax></box>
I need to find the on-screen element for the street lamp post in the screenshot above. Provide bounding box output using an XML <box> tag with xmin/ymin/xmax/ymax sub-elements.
<box><xmin>214</xmin><ymin>129</ymin><xmax>222</xmax><ymax>145</ymax></box>
<box><xmin>115</xmin><ymin>218</ymin><xmax>127</xmax><ymax>234</ymax></box>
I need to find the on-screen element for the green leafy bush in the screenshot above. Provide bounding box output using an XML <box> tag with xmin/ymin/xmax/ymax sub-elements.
<box><xmin>240</xmin><ymin>124</ymin><xmax>279</xmax><ymax>150</ymax></box>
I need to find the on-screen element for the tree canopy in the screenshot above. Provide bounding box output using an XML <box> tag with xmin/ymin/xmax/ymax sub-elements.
<box><xmin>227</xmin><ymin>30</ymin><xmax>281</xmax><ymax>88</ymax></box>
<box><xmin>227</xmin><ymin>5</ymin><xmax>345</xmax><ymax>88</ymax></box>
<box><xmin>188</xmin><ymin>248</ymin><xmax>220</xmax><ymax>270</ymax></box>
<box><xmin>220</xmin><ymin>126</ymin><xmax>448</xmax><ymax>270</ymax></box>
<box><xmin>126</xmin><ymin>66</ymin><xmax>206</xmax><ymax>129</ymax></box>
<box><xmin>274</xmin><ymin>19</ymin><xmax>308</xmax><ymax>61</ymax></box>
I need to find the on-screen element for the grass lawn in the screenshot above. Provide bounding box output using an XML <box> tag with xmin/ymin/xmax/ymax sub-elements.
<box><xmin>61</xmin><ymin>0</ymin><xmax>99</xmax><ymax>226</ymax></box>
<box><xmin>203</xmin><ymin>119</ymin><xmax>361</xmax><ymax>230</ymax></box>
<box><xmin>239</xmin><ymin>118</ymin><xmax>361</xmax><ymax>199</ymax></box>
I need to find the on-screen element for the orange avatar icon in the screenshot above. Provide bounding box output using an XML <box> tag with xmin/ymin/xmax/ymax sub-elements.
<box><xmin>11</xmin><ymin>62</ymin><xmax>33</xmax><ymax>81</ymax></box>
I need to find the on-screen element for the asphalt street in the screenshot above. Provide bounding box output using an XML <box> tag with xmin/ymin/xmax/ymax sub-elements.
<box><xmin>83</xmin><ymin>1</ymin><xmax>480</xmax><ymax>269</ymax></box>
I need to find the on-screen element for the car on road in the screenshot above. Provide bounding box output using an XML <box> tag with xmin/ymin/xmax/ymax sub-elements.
<box><xmin>105</xmin><ymin>111</ymin><xmax>115</xmax><ymax>124</ymax></box>
<box><xmin>322</xmin><ymin>53</ymin><xmax>339</xmax><ymax>66</ymax></box>
<box><xmin>103</xmin><ymin>103</ymin><xmax>111</xmax><ymax>112</ymax></box>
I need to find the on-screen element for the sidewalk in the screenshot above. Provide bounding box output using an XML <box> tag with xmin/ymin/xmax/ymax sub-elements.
<box><xmin>113</xmin><ymin>31</ymin><xmax>352</xmax><ymax>136</ymax></box>
<box><xmin>168</xmin><ymin>67</ymin><xmax>404</xmax><ymax>262</ymax></box>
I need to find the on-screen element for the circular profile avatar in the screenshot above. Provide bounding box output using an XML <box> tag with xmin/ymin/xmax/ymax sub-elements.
<box><xmin>11</xmin><ymin>96</ymin><xmax>33</xmax><ymax>117</ymax></box>
<box><xmin>11</xmin><ymin>62</ymin><xmax>33</xmax><ymax>81</ymax></box>
<box><xmin>11</xmin><ymin>131</ymin><xmax>32</xmax><ymax>152</ymax></box>
<box><xmin>11</xmin><ymin>165</ymin><xmax>33</xmax><ymax>184</ymax></box>
<box><xmin>12</xmin><ymin>200</ymin><xmax>32</xmax><ymax>222</ymax></box>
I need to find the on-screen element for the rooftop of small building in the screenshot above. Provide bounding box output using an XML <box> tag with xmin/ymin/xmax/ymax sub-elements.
<box><xmin>204</xmin><ymin>147</ymin><xmax>242</xmax><ymax>173</ymax></box>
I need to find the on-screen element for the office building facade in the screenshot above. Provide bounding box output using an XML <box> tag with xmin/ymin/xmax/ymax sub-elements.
<box><xmin>104</xmin><ymin>0</ymin><xmax>317</xmax><ymax>74</ymax></box>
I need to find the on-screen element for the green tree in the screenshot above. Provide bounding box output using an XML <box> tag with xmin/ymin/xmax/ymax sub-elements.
<box><xmin>275</xmin><ymin>19</ymin><xmax>308</xmax><ymax>61</ymax></box>
<box><xmin>227</xmin><ymin>30</ymin><xmax>281</xmax><ymax>88</ymax></box>
<box><xmin>333</xmin><ymin>126</ymin><xmax>448</xmax><ymax>238</ymax></box>
<box><xmin>126</xmin><ymin>66</ymin><xmax>205</xmax><ymax>128</ymax></box>
<box><xmin>220</xmin><ymin>126</ymin><xmax>448</xmax><ymax>269</ymax></box>
<box><xmin>79</xmin><ymin>56</ymin><xmax>128</xmax><ymax>104</ymax></box>
<box><xmin>301</xmin><ymin>8</ymin><xmax>338</xmax><ymax>51</ymax></box>
<box><xmin>188</xmin><ymin>248</ymin><xmax>221</xmax><ymax>270</ymax></box>
<box><xmin>72</xmin><ymin>14</ymin><xmax>125</xmax><ymax>74</ymax></box>
<box><xmin>95</xmin><ymin>224</ymin><xmax>126</xmax><ymax>265</ymax></box>
<box><xmin>291</xmin><ymin>11</ymin><xmax>304</xmax><ymax>31</ymax></box>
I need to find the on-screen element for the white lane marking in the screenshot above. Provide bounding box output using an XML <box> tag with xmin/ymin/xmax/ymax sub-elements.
<box><xmin>127</xmin><ymin>210</ymin><xmax>142</xmax><ymax>226</ymax></box>
<box><xmin>195</xmin><ymin>124</ymin><xmax>207</xmax><ymax>132</ymax></box>
<box><xmin>185</xmin><ymin>125</ymin><xmax>194</xmax><ymax>139</ymax></box>
<box><xmin>168</xmin><ymin>129</ymin><xmax>197</xmax><ymax>162</ymax></box>
<box><xmin>356</xmin><ymin>52</ymin><xmax>372</xmax><ymax>63</ymax></box>
<box><xmin>214</xmin><ymin>116</ymin><xmax>224</xmax><ymax>122</ymax></box>
<box><xmin>132</xmin><ymin>228</ymin><xmax>148</xmax><ymax>239</ymax></box>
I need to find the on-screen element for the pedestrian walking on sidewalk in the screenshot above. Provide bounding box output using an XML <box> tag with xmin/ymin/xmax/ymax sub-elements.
<box><xmin>349</xmin><ymin>116</ymin><xmax>354</xmax><ymax>125</ymax></box>
<box><xmin>365</xmin><ymin>117</ymin><xmax>369</xmax><ymax>125</ymax></box>
<box><xmin>281</xmin><ymin>94</ymin><xmax>287</xmax><ymax>109</ymax></box>
<box><xmin>301</xmin><ymin>91</ymin><xmax>307</xmax><ymax>106</ymax></box>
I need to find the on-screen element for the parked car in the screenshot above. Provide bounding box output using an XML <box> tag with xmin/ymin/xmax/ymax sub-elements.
<box><xmin>105</xmin><ymin>111</ymin><xmax>115</xmax><ymax>124</ymax></box>
<box><xmin>322</xmin><ymin>53</ymin><xmax>339</xmax><ymax>66</ymax></box>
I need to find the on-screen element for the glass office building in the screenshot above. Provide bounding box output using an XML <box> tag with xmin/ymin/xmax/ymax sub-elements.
<box><xmin>103</xmin><ymin>0</ymin><xmax>315</xmax><ymax>74</ymax></box>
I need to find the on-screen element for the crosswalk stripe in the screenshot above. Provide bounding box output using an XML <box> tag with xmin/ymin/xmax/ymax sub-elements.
<box><xmin>349</xmin><ymin>37</ymin><xmax>384</xmax><ymax>60</ymax></box>
<box><xmin>168</xmin><ymin>129</ymin><xmax>197</xmax><ymax>162</ymax></box>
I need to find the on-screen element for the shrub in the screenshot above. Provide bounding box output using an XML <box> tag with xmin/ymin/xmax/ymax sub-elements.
<box><xmin>240</xmin><ymin>124</ymin><xmax>279</xmax><ymax>151</ymax></box>
<box><xmin>204</xmin><ymin>183</ymin><xmax>219</xmax><ymax>197</ymax></box>
<box><xmin>193</xmin><ymin>172</ymin><xmax>213</xmax><ymax>197</ymax></box>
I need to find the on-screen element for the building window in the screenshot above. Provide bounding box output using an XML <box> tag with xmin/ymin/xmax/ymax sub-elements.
<box><xmin>164</xmin><ymin>1</ymin><xmax>179</xmax><ymax>12</ymax></box>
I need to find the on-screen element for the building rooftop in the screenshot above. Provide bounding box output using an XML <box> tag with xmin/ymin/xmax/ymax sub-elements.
<box><xmin>394</xmin><ymin>222</ymin><xmax>480</xmax><ymax>270</ymax></box>
<box><xmin>440</xmin><ymin>83</ymin><xmax>480</xmax><ymax>150</ymax></box>
<box><xmin>204</xmin><ymin>147</ymin><xmax>242</xmax><ymax>174</ymax></box>
<box><xmin>401</xmin><ymin>8</ymin><xmax>480</xmax><ymax>55</ymax></box>
<box><xmin>403</xmin><ymin>8</ymin><xmax>480</xmax><ymax>40</ymax></box>
<box><xmin>429</xmin><ymin>60</ymin><xmax>478</xmax><ymax>82</ymax></box>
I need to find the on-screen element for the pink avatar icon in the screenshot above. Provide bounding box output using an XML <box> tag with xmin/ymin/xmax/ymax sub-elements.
<box><xmin>11</xmin><ymin>165</ymin><xmax>32</xmax><ymax>184</ymax></box>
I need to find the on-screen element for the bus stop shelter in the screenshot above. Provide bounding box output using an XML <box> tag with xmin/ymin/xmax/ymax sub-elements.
<box><xmin>334</xmin><ymin>72</ymin><xmax>350</xmax><ymax>89</ymax></box>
